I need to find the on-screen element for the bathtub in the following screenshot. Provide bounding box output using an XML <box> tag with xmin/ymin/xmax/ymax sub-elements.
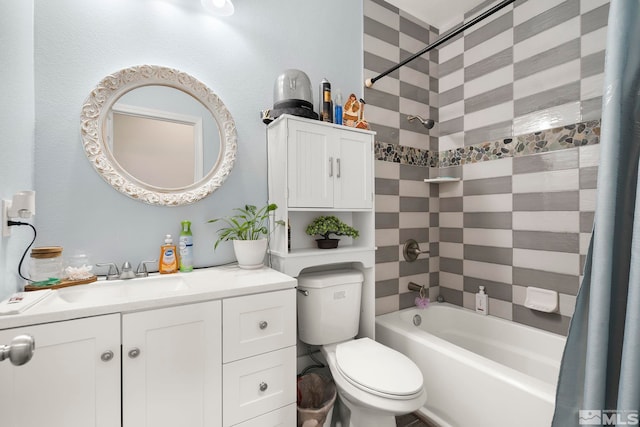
<box><xmin>375</xmin><ymin>304</ymin><xmax>566</xmax><ymax>427</ymax></box>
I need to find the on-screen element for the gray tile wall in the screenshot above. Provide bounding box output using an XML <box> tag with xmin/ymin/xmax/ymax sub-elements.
<box><xmin>366</xmin><ymin>0</ymin><xmax>609</xmax><ymax>335</ymax></box>
<box><xmin>438</xmin><ymin>145</ymin><xmax>599</xmax><ymax>335</ymax></box>
<box><xmin>439</xmin><ymin>0</ymin><xmax>609</xmax><ymax>151</ymax></box>
<box><xmin>363</xmin><ymin>0</ymin><xmax>439</xmax><ymax>156</ymax></box>
<box><xmin>364</xmin><ymin>0</ymin><xmax>440</xmax><ymax>314</ymax></box>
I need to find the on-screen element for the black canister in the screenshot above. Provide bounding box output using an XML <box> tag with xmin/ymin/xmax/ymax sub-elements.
<box><xmin>319</xmin><ymin>78</ymin><xmax>333</xmax><ymax>122</ymax></box>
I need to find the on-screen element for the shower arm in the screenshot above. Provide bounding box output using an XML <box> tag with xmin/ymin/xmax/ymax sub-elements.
<box><xmin>365</xmin><ymin>0</ymin><xmax>517</xmax><ymax>88</ymax></box>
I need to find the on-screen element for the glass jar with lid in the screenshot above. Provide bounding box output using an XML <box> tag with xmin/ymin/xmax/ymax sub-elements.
<box><xmin>29</xmin><ymin>246</ymin><xmax>64</xmax><ymax>282</ymax></box>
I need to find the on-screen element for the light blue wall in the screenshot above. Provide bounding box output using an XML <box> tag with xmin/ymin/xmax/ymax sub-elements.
<box><xmin>0</xmin><ymin>0</ymin><xmax>35</xmax><ymax>299</ymax></box>
<box><xmin>0</xmin><ymin>0</ymin><xmax>364</xmax><ymax>299</ymax></box>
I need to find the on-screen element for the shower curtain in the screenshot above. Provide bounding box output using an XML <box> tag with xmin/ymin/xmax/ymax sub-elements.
<box><xmin>552</xmin><ymin>0</ymin><xmax>640</xmax><ymax>425</ymax></box>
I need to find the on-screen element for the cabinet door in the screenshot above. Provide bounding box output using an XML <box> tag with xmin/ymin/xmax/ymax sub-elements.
<box><xmin>0</xmin><ymin>314</ymin><xmax>121</xmax><ymax>427</ymax></box>
<box><xmin>122</xmin><ymin>301</ymin><xmax>222</xmax><ymax>427</ymax></box>
<box><xmin>334</xmin><ymin>130</ymin><xmax>373</xmax><ymax>209</ymax></box>
<box><xmin>287</xmin><ymin>119</ymin><xmax>334</xmax><ymax>208</ymax></box>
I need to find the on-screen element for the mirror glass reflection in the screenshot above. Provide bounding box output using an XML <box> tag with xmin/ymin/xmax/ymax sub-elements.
<box><xmin>109</xmin><ymin>85</ymin><xmax>221</xmax><ymax>189</ymax></box>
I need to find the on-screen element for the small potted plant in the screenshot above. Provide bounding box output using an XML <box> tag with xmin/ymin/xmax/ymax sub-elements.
<box><xmin>305</xmin><ymin>215</ymin><xmax>359</xmax><ymax>249</ymax></box>
<box><xmin>208</xmin><ymin>203</ymin><xmax>284</xmax><ymax>268</ymax></box>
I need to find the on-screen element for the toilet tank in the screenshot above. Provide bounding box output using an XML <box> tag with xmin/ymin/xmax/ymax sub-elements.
<box><xmin>297</xmin><ymin>269</ymin><xmax>363</xmax><ymax>345</ymax></box>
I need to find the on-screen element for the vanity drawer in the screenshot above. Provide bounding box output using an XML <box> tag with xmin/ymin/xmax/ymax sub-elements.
<box><xmin>232</xmin><ymin>403</ymin><xmax>296</xmax><ymax>427</ymax></box>
<box><xmin>222</xmin><ymin>346</ymin><xmax>296</xmax><ymax>426</ymax></box>
<box><xmin>222</xmin><ymin>289</ymin><xmax>296</xmax><ymax>362</ymax></box>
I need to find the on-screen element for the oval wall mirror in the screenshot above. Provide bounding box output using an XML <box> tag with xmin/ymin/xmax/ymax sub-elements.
<box><xmin>80</xmin><ymin>65</ymin><xmax>237</xmax><ymax>206</ymax></box>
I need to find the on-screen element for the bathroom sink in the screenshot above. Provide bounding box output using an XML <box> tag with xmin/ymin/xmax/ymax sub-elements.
<box><xmin>57</xmin><ymin>276</ymin><xmax>190</xmax><ymax>304</ymax></box>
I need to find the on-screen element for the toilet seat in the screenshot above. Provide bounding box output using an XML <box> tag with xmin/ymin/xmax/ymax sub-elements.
<box><xmin>334</xmin><ymin>338</ymin><xmax>423</xmax><ymax>400</ymax></box>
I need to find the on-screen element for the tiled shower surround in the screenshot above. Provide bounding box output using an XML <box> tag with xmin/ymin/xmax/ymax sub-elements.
<box><xmin>365</xmin><ymin>0</ymin><xmax>609</xmax><ymax>335</ymax></box>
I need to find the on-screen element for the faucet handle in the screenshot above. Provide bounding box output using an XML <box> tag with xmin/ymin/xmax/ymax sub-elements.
<box><xmin>136</xmin><ymin>260</ymin><xmax>157</xmax><ymax>278</ymax></box>
<box><xmin>96</xmin><ymin>262</ymin><xmax>120</xmax><ymax>280</ymax></box>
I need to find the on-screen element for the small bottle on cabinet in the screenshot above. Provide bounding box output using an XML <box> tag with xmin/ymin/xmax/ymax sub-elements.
<box><xmin>159</xmin><ymin>234</ymin><xmax>179</xmax><ymax>274</ymax></box>
<box><xmin>319</xmin><ymin>78</ymin><xmax>332</xmax><ymax>122</ymax></box>
<box><xmin>334</xmin><ymin>89</ymin><xmax>343</xmax><ymax>125</ymax></box>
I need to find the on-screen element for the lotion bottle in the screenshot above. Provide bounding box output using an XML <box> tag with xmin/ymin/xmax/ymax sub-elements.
<box><xmin>476</xmin><ymin>286</ymin><xmax>488</xmax><ymax>315</ymax></box>
<box><xmin>179</xmin><ymin>221</ymin><xmax>194</xmax><ymax>272</ymax></box>
<box><xmin>159</xmin><ymin>234</ymin><xmax>179</xmax><ymax>274</ymax></box>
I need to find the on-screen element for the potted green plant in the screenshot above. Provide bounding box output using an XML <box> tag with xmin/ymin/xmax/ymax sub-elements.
<box><xmin>208</xmin><ymin>203</ymin><xmax>284</xmax><ymax>268</ymax></box>
<box><xmin>305</xmin><ymin>215</ymin><xmax>359</xmax><ymax>249</ymax></box>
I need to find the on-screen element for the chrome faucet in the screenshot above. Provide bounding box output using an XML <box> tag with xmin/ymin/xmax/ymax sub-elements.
<box><xmin>96</xmin><ymin>261</ymin><xmax>155</xmax><ymax>280</ymax></box>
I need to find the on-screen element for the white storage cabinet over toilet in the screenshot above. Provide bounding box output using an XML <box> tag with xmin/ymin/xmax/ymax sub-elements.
<box><xmin>267</xmin><ymin>114</ymin><xmax>376</xmax><ymax>338</ymax></box>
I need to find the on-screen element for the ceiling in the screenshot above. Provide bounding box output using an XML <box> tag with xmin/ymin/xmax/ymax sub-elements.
<box><xmin>385</xmin><ymin>0</ymin><xmax>488</xmax><ymax>30</ymax></box>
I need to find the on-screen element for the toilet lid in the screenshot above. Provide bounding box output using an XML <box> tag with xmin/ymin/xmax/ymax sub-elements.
<box><xmin>335</xmin><ymin>338</ymin><xmax>423</xmax><ymax>397</ymax></box>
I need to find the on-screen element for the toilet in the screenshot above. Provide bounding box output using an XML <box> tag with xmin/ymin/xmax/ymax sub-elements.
<box><xmin>297</xmin><ymin>269</ymin><xmax>426</xmax><ymax>427</ymax></box>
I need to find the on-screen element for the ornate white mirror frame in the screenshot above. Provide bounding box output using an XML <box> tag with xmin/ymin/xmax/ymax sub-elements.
<box><xmin>80</xmin><ymin>64</ymin><xmax>237</xmax><ymax>206</ymax></box>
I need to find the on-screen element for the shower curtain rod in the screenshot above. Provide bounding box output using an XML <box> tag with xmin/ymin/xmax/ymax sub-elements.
<box><xmin>365</xmin><ymin>0</ymin><xmax>517</xmax><ymax>87</ymax></box>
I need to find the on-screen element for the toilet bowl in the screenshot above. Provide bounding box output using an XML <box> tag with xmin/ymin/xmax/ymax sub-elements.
<box><xmin>321</xmin><ymin>338</ymin><xmax>427</xmax><ymax>427</ymax></box>
<box><xmin>296</xmin><ymin>269</ymin><xmax>427</xmax><ymax>427</ymax></box>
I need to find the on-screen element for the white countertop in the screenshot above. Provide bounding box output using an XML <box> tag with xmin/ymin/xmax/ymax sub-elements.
<box><xmin>0</xmin><ymin>265</ymin><xmax>297</xmax><ymax>329</ymax></box>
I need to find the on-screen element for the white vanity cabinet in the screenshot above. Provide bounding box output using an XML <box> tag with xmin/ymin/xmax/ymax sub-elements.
<box><xmin>270</xmin><ymin>114</ymin><xmax>374</xmax><ymax>210</ymax></box>
<box><xmin>221</xmin><ymin>289</ymin><xmax>297</xmax><ymax>426</ymax></box>
<box><xmin>0</xmin><ymin>314</ymin><xmax>121</xmax><ymax>427</ymax></box>
<box><xmin>0</xmin><ymin>268</ymin><xmax>297</xmax><ymax>427</ymax></box>
<box><xmin>122</xmin><ymin>301</ymin><xmax>222</xmax><ymax>427</ymax></box>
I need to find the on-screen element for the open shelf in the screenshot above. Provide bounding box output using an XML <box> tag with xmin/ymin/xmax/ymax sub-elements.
<box><xmin>423</xmin><ymin>177</ymin><xmax>461</xmax><ymax>183</ymax></box>
<box><xmin>268</xmin><ymin>246</ymin><xmax>375</xmax><ymax>278</ymax></box>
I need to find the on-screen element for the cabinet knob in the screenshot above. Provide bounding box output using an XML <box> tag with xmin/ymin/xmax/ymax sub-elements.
<box><xmin>101</xmin><ymin>350</ymin><xmax>114</xmax><ymax>362</ymax></box>
<box><xmin>128</xmin><ymin>348</ymin><xmax>141</xmax><ymax>359</ymax></box>
<box><xmin>259</xmin><ymin>321</ymin><xmax>268</xmax><ymax>330</ymax></box>
<box><xmin>259</xmin><ymin>382</ymin><xmax>268</xmax><ymax>392</ymax></box>
<box><xmin>0</xmin><ymin>335</ymin><xmax>35</xmax><ymax>366</ymax></box>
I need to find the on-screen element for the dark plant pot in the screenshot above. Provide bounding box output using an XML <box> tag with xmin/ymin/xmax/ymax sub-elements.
<box><xmin>316</xmin><ymin>238</ymin><xmax>340</xmax><ymax>249</ymax></box>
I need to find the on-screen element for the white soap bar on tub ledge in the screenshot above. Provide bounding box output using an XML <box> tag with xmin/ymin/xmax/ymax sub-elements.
<box><xmin>524</xmin><ymin>286</ymin><xmax>558</xmax><ymax>313</ymax></box>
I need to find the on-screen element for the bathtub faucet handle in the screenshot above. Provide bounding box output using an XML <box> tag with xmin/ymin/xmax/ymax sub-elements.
<box><xmin>403</xmin><ymin>239</ymin><xmax>429</xmax><ymax>262</ymax></box>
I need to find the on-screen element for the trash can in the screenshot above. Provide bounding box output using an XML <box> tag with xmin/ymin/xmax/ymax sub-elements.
<box><xmin>297</xmin><ymin>373</ymin><xmax>337</xmax><ymax>427</ymax></box>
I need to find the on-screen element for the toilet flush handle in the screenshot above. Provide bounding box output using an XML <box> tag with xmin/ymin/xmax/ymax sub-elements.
<box><xmin>297</xmin><ymin>288</ymin><xmax>309</xmax><ymax>296</ymax></box>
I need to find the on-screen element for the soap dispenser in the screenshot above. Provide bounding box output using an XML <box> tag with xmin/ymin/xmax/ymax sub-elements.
<box><xmin>476</xmin><ymin>286</ymin><xmax>488</xmax><ymax>315</ymax></box>
<box><xmin>159</xmin><ymin>234</ymin><xmax>179</xmax><ymax>274</ymax></box>
<box><xmin>179</xmin><ymin>221</ymin><xmax>193</xmax><ymax>272</ymax></box>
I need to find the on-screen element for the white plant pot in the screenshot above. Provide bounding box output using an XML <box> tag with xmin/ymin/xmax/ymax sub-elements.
<box><xmin>233</xmin><ymin>239</ymin><xmax>268</xmax><ymax>269</ymax></box>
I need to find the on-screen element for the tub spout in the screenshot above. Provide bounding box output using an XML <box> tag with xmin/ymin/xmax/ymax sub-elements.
<box><xmin>408</xmin><ymin>282</ymin><xmax>425</xmax><ymax>293</ymax></box>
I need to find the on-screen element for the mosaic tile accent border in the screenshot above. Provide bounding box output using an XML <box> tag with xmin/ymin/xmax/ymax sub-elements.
<box><xmin>437</xmin><ymin>120</ymin><xmax>600</xmax><ymax>167</ymax></box>
<box><xmin>375</xmin><ymin>141</ymin><xmax>430</xmax><ymax>166</ymax></box>
<box><xmin>374</xmin><ymin>119</ymin><xmax>600</xmax><ymax>168</ymax></box>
